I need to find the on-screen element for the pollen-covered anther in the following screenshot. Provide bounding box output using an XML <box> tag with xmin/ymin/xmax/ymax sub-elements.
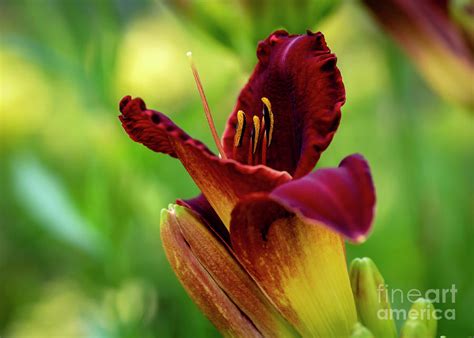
<box><xmin>234</xmin><ymin>110</ymin><xmax>246</xmax><ymax>147</ymax></box>
<box><xmin>252</xmin><ymin>116</ymin><xmax>260</xmax><ymax>154</ymax></box>
<box><xmin>261</xmin><ymin>97</ymin><xmax>274</xmax><ymax>146</ymax></box>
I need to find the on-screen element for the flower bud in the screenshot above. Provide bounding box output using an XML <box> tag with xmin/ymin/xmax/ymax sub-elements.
<box><xmin>401</xmin><ymin>298</ymin><xmax>437</xmax><ymax>338</ymax></box>
<box><xmin>350</xmin><ymin>322</ymin><xmax>374</xmax><ymax>338</ymax></box>
<box><xmin>400</xmin><ymin>321</ymin><xmax>428</xmax><ymax>338</ymax></box>
<box><xmin>349</xmin><ymin>257</ymin><xmax>397</xmax><ymax>338</ymax></box>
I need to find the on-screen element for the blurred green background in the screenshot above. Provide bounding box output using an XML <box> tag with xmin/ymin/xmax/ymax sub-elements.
<box><xmin>0</xmin><ymin>0</ymin><xmax>472</xmax><ymax>337</ymax></box>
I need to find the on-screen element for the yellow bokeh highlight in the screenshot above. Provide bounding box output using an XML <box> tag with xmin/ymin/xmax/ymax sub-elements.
<box><xmin>0</xmin><ymin>51</ymin><xmax>52</xmax><ymax>142</ymax></box>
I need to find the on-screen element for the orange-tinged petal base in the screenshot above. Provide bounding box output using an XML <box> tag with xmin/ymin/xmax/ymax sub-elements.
<box><xmin>161</xmin><ymin>207</ymin><xmax>261</xmax><ymax>337</ymax></box>
<box><xmin>171</xmin><ymin>138</ymin><xmax>290</xmax><ymax>227</ymax></box>
<box><xmin>161</xmin><ymin>205</ymin><xmax>299</xmax><ymax>337</ymax></box>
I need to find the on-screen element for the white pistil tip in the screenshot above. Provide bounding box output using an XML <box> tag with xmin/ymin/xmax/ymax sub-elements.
<box><xmin>186</xmin><ymin>51</ymin><xmax>192</xmax><ymax>58</ymax></box>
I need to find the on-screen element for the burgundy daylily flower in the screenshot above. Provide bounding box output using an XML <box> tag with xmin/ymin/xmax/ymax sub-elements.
<box><xmin>363</xmin><ymin>0</ymin><xmax>474</xmax><ymax>109</ymax></box>
<box><xmin>119</xmin><ymin>30</ymin><xmax>376</xmax><ymax>337</ymax></box>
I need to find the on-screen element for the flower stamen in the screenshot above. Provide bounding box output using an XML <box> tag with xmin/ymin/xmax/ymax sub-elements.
<box><xmin>187</xmin><ymin>51</ymin><xmax>227</xmax><ymax>159</ymax></box>
<box><xmin>234</xmin><ymin>110</ymin><xmax>246</xmax><ymax>147</ymax></box>
<box><xmin>261</xmin><ymin>97</ymin><xmax>274</xmax><ymax>146</ymax></box>
<box><xmin>247</xmin><ymin>129</ymin><xmax>254</xmax><ymax>164</ymax></box>
<box><xmin>261</xmin><ymin>117</ymin><xmax>268</xmax><ymax>165</ymax></box>
<box><xmin>252</xmin><ymin>115</ymin><xmax>260</xmax><ymax>154</ymax></box>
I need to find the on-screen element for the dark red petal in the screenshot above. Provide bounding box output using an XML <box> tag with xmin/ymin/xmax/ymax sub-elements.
<box><xmin>119</xmin><ymin>96</ymin><xmax>291</xmax><ymax>228</ymax></box>
<box><xmin>222</xmin><ymin>30</ymin><xmax>345</xmax><ymax>178</ymax></box>
<box><xmin>119</xmin><ymin>95</ymin><xmax>213</xmax><ymax>158</ymax></box>
<box><xmin>270</xmin><ymin>154</ymin><xmax>376</xmax><ymax>242</ymax></box>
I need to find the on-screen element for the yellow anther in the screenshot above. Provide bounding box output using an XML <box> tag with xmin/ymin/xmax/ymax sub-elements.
<box><xmin>234</xmin><ymin>110</ymin><xmax>246</xmax><ymax>147</ymax></box>
<box><xmin>261</xmin><ymin>97</ymin><xmax>274</xmax><ymax>146</ymax></box>
<box><xmin>252</xmin><ymin>115</ymin><xmax>260</xmax><ymax>154</ymax></box>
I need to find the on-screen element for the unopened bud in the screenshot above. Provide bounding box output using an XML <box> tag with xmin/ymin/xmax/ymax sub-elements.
<box><xmin>401</xmin><ymin>298</ymin><xmax>437</xmax><ymax>338</ymax></box>
<box><xmin>350</xmin><ymin>322</ymin><xmax>374</xmax><ymax>338</ymax></box>
<box><xmin>349</xmin><ymin>257</ymin><xmax>397</xmax><ymax>338</ymax></box>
